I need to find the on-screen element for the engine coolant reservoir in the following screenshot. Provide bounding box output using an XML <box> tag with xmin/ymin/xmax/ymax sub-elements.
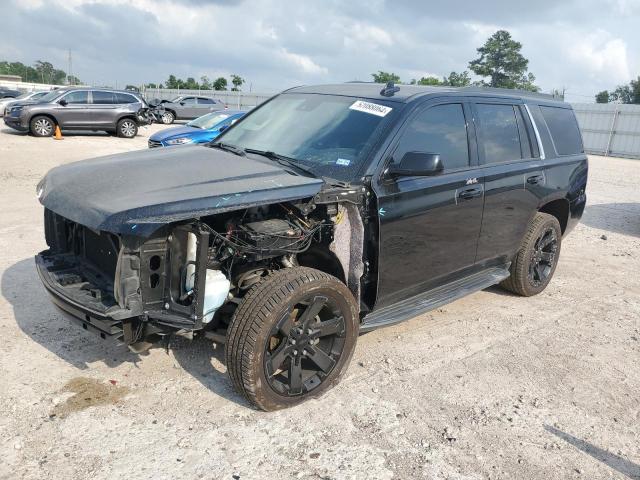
<box><xmin>203</xmin><ymin>269</ymin><xmax>230</xmax><ymax>324</ymax></box>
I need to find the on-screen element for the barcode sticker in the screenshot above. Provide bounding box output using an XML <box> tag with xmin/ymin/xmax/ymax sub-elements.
<box><xmin>349</xmin><ymin>100</ymin><xmax>392</xmax><ymax>117</ymax></box>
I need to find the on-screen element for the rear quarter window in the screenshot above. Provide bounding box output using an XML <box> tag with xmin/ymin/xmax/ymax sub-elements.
<box><xmin>539</xmin><ymin>106</ymin><xmax>583</xmax><ymax>156</ymax></box>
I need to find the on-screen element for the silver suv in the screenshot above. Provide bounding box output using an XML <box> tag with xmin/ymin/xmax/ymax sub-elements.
<box><xmin>3</xmin><ymin>87</ymin><xmax>148</xmax><ymax>138</ymax></box>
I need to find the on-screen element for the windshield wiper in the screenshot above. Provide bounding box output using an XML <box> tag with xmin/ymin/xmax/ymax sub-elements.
<box><xmin>209</xmin><ymin>142</ymin><xmax>246</xmax><ymax>156</ymax></box>
<box><xmin>244</xmin><ymin>149</ymin><xmax>316</xmax><ymax>177</ymax></box>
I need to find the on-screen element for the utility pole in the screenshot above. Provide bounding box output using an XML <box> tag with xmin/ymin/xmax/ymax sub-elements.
<box><xmin>67</xmin><ymin>49</ymin><xmax>73</xmax><ymax>85</ymax></box>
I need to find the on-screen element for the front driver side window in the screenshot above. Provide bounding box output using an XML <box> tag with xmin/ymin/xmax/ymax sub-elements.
<box><xmin>62</xmin><ymin>91</ymin><xmax>89</xmax><ymax>104</ymax></box>
<box><xmin>394</xmin><ymin>103</ymin><xmax>469</xmax><ymax>171</ymax></box>
<box><xmin>182</xmin><ymin>97</ymin><xmax>196</xmax><ymax>104</ymax></box>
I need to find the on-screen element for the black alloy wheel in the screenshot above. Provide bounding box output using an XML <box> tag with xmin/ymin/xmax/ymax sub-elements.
<box><xmin>264</xmin><ymin>295</ymin><xmax>346</xmax><ymax>396</ymax></box>
<box><xmin>226</xmin><ymin>267</ymin><xmax>359</xmax><ymax>411</ymax></box>
<box><xmin>528</xmin><ymin>227</ymin><xmax>558</xmax><ymax>287</ymax></box>
<box><xmin>500</xmin><ymin>212</ymin><xmax>562</xmax><ymax>296</ymax></box>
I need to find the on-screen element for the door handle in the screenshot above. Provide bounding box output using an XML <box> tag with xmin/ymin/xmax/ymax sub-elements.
<box><xmin>526</xmin><ymin>174</ymin><xmax>544</xmax><ymax>185</ymax></box>
<box><xmin>458</xmin><ymin>187</ymin><xmax>483</xmax><ymax>201</ymax></box>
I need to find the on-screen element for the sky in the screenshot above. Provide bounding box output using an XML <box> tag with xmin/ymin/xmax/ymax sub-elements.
<box><xmin>1</xmin><ymin>0</ymin><xmax>639</xmax><ymax>102</ymax></box>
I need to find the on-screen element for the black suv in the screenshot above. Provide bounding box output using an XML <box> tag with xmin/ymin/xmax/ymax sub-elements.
<box><xmin>35</xmin><ymin>83</ymin><xmax>587</xmax><ymax>410</ymax></box>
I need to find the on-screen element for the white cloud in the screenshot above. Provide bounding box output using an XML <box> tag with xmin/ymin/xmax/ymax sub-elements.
<box><xmin>278</xmin><ymin>48</ymin><xmax>328</xmax><ymax>76</ymax></box>
<box><xmin>566</xmin><ymin>32</ymin><xmax>630</xmax><ymax>83</ymax></box>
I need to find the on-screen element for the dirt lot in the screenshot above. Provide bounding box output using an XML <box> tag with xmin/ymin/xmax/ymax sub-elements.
<box><xmin>0</xmin><ymin>124</ymin><xmax>638</xmax><ymax>480</ymax></box>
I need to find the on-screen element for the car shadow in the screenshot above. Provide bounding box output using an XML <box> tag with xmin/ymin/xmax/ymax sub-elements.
<box><xmin>544</xmin><ymin>425</ymin><xmax>640</xmax><ymax>479</ymax></box>
<box><xmin>580</xmin><ymin>203</ymin><xmax>640</xmax><ymax>238</ymax></box>
<box><xmin>2</xmin><ymin>258</ymin><xmax>248</xmax><ymax>407</ymax></box>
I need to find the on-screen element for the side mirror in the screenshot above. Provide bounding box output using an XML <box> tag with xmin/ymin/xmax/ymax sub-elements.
<box><xmin>218</xmin><ymin>125</ymin><xmax>229</xmax><ymax>133</ymax></box>
<box><xmin>58</xmin><ymin>99</ymin><xmax>68</xmax><ymax>106</ymax></box>
<box><xmin>387</xmin><ymin>152</ymin><xmax>443</xmax><ymax>177</ymax></box>
<box><xmin>180</xmin><ymin>102</ymin><xmax>185</xmax><ymax>106</ymax></box>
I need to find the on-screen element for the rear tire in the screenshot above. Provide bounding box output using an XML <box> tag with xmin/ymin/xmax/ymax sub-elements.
<box><xmin>30</xmin><ymin>116</ymin><xmax>55</xmax><ymax>137</ymax></box>
<box><xmin>225</xmin><ymin>267</ymin><xmax>359</xmax><ymax>411</ymax></box>
<box><xmin>160</xmin><ymin>111</ymin><xmax>175</xmax><ymax>124</ymax></box>
<box><xmin>117</xmin><ymin>118</ymin><xmax>138</xmax><ymax>138</ymax></box>
<box><xmin>500</xmin><ymin>212</ymin><xmax>562</xmax><ymax>296</ymax></box>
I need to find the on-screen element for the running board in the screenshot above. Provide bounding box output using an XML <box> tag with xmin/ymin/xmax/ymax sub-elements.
<box><xmin>360</xmin><ymin>265</ymin><xmax>510</xmax><ymax>333</ymax></box>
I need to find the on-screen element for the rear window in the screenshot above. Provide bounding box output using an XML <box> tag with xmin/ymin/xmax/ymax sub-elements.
<box><xmin>540</xmin><ymin>106</ymin><xmax>583</xmax><ymax>156</ymax></box>
<box><xmin>115</xmin><ymin>93</ymin><xmax>137</xmax><ymax>104</ymax></box>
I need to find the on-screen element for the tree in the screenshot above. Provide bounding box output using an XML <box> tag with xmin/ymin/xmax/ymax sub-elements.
<box><xmin>595</xmin><ymin>90</ymin><xmax>610</xmax><ymax>103</ymax></box>
<box><xmin>415</xmin><ymin>76</ymin><xmax>442</xmax><ymax>86</ymax></box>
<box><xmin>68</xmin><ymin>75</ymin><xmax>82</xmax><ymax>85</ymax></box>
<box><xmin>35</xmin><ymin>60</ymin><xmax>55</xmax><ymax>83</ymax></box>
<box><xmin>610</xmin><ymin>84</ymin><xmax>632</xmax><ymax>103</ymax></box>
<box><xmin>231</xmin><ymin>74</ymin><xmax>244</xmax><ymax>91</ymax></box>
<box><xmin>630</xmin><ymin>76</ymin><xmax>640</xmax><ymax>104</ymax></box>
<box><xmin>469</xmin><ymin>30</ymin><xmax>539</xmax><ymax>91</ymax></box>
<box><xmin>371</xmin><ymin>71</ymin><xmax>401</xmax><ymax>83</ymax></box>
<box><xmin>184</xmin><ymin>77</ymin><xmax>199</xmax><ymax>89</ymax></box>
<box><xmin>213</xmin><ymin>77</ymin><xmax>227</xmax><ymax>90</ymax></box>
<box><xmin>165</xmin><ymin>75</ymin><xmax>179</xmax><ymax>89</ymax></box>
<box><xmin>200</xmin><ymin>75</ymin><xmax>212</xmax><ymax>90</ymax></box>
<box><xmin>442</xmin><ymin>71</ymin><xmax>471</xmax><ymax>87</ymax></box>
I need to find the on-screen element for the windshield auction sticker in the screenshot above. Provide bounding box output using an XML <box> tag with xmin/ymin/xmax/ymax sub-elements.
<box><xmin>349</xmin><ymin>100</ymin><xmax>392</xmax><ymax>117</ymax></box>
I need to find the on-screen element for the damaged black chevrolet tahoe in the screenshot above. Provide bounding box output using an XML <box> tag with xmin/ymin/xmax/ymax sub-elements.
<box><xmin>35</xmin><ymin>83</ymin><xmax>588</xmax><ymax>410</ymax></box>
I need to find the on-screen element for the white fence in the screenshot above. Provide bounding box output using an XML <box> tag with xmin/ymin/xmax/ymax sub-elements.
<box><xmin>0</xmin><ymin>80</ymin><xmax>64</xmax><ymax>92</ymax></box>
<box><xmin>571</xmin><ymin>103</ymin><xmax>640</xmax><ymax>159</ymax></box>
<box><xmin>140</xmin><ymin>87</ymin><xmax>273</xmax><ymax>109</ymax></box>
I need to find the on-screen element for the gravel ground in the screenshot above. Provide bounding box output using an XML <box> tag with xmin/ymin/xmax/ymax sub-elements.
<box><xmin>0</xmin><ymin>124</ymin><xmax>638</xmax><ymax>480</ymax></box>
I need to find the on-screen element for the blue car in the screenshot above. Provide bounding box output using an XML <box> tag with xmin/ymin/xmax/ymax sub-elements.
<box><xmin>148</xmin><ymin>110</ymin><xmax>245</xmax><ymax>148</ymax></box>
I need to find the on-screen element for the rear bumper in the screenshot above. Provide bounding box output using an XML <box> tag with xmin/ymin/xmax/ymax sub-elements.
<box><xmin>565</xmin><ymin>192</ymin><xmax>587</xmax><ymax>236</ymax></box>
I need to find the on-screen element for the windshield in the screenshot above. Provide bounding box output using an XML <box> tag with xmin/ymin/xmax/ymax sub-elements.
<box><xmin>170</xmin><ymin>96</ymin><xmax>183</xmax><ymax>103</ymax></box>
<box><xmin>37</xmin><ymin>90</ymin><xmax>64</xmax><ymax>103</ymax></box>
<box><xmin>218</xmin><ymin>93</ymin><xmax>397</xmax><ymax>182</ymax></box>
<box><xmin>188</xmin><ymin>112</ymin><xmax>232</xmax><ymax>129</ymax></box>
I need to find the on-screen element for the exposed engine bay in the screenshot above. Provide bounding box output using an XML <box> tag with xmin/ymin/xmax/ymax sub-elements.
<box><xmin>37</xmin><ymin>187</ymin><xmax>374</xmax><ymax>349</ymax></box>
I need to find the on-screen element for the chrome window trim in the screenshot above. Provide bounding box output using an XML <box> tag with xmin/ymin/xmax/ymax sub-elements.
<box><xmin>524</xmin><ymin>104</ymin><xmax>545</xmax><ymax>160</ymax></box>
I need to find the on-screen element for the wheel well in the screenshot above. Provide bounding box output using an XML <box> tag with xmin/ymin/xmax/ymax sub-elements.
<box><xmin>164</xmin><ymin>109</ymin><xmax>176</xmax><ymax>117</ymax></box>
<box><xmin>539</xmin><ymin>199</ymin><xmax>569</xmax><ymax>233</ymax></box>
<box><xmin>117</xmin><ymin>115</ymin><xmax>138</xmax><ymax>124</ymax></box>
<box><xmin>296</xmin><ymin>245</ymin><xmax>346</xmax><ymax>284</ymax></box>
<box><xmin>29</xmin><ymin>113</ymin><xmax>58</xmax><ymax>127</ymax></box>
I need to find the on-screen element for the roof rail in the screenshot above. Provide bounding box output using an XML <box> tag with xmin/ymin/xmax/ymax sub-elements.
<box><xmin>459</xmin><ymin>86</ymin><xmax>560</xmax><ymax>101</ymax></box>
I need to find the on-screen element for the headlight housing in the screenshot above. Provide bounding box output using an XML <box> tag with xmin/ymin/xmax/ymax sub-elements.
<box><xmin>165</xmin><ymin>137</ymin><xmax>193</xmax><ymax>145</ymax></box>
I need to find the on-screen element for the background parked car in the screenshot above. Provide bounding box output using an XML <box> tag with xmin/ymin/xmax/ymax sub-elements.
<box><xmin>0</xmin><ymin>90</ymin><xmax>48</xmax><ymax>116</ymax></box>
<box><xmin>152</xmin><ymin>95</ymin><xmax>226</xmax><ymax>124</ymax></box>
<box><xmin>0</xmin><ymin>87</ymin><xmax>21</xmax><ymax>98</ymax></box>
<box><xmin>148</xmin><ymin>110</ymin><xmax>246</xmax><ymax>148</ymax></box>
<box><xmin>3</xmin><ymin>87</ymin><xmax>150</xmax><ymax>138</ymax></box>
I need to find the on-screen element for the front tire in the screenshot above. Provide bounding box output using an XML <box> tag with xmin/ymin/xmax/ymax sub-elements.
<box><xmin>30</xmin><ymin>116</ymin><xmax>55</xmax><ymax>137</ymax></box>
<box><xmin>225</xmin><ymin>267</ymin><xmax>359</xmax><ymax>411</ymax></box>
<box><xmin>500</xmin><ymin>212</ymin><xmax>562</xmax><ymax>296</ymax></box>
<box><xmin>117</xmin><ymin>118</ymin><xmax>138</xmax><ymax>138</ymax></box>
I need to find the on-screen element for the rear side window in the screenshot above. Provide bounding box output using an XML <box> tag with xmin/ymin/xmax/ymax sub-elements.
<box><xmin>540</xmin><ymin>106</ymin><xmax>583</xmax><ymax>156</ymax></box>
<box><xmin>198</xmin><ymin>97</ymin><xmax>215</xmax><ymax>104</ymax></box>
<box><xmin>476</xmin><ymin>104</ymin><xmax>522</xmax><ymax>163</ymax></box>
<box><xmin>92</xmin><ymin>91</ymin><xmax>115</xmax><ymax>104</ymax></box>
<box><xmin>115</xmin><ymin>93</ymin><xmax>137</xmax><ymax>104</ymax></box>
<box><xmin>394</xmin><ymin>103</ymin><xmax>470</xmax><ymax>171</ymax></box>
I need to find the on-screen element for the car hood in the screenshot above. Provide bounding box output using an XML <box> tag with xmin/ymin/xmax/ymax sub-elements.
<box><xmin>149</xmin><ymin>125</ymin><xmax>200</xmax><ymax>141</ymax></box>
<box><xmin>38</xmin><ymin>145</ymin><xmax>324</xmax><ymax>237</ymax></box>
